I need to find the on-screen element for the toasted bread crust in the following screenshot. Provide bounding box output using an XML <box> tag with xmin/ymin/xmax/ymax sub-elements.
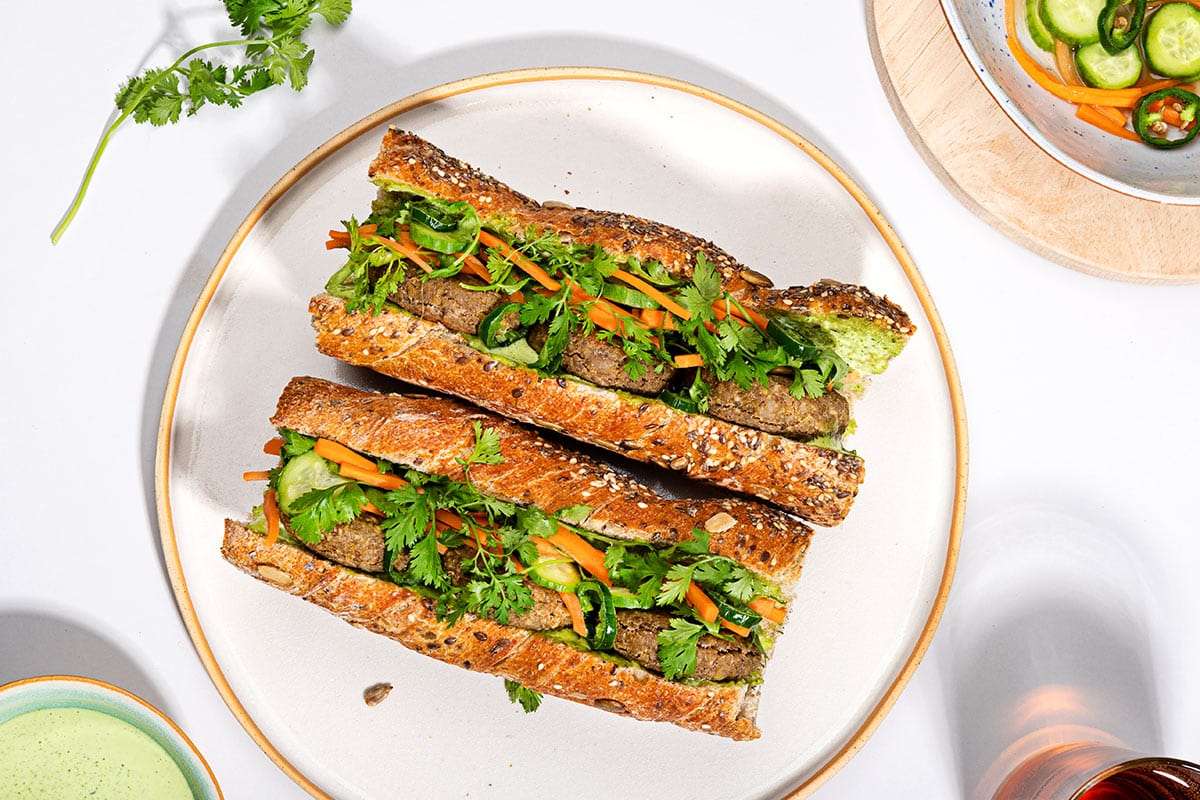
<box><xmin>272</xmin><ymin>376</ymin><xmax>811</xmax><ymax>584</ymax></box>
<box><xmin>309</xmin><ymin>297</ymin><xmax>865</xmax><ymax>526</ymax></box>
<box><xmin>222</xmin><ymin>520</ymin><xmax>762</xmax><ymax>740</ymax></box>
<box><xmin>367</xmin><ymin>128</ymin><xmax>914</xmax><ymax>338</ymax></box>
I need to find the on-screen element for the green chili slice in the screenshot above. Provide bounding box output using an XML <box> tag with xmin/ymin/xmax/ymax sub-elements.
<box><xmin>478</xmin><ymin>302</ymin><xmax>524</xmax><ymax>348</ymax></box>
<box><xmin>1134</xmin><ymin>88</ymin><xmax>1200</xmax><ymax>149</ymax></box>
<box><xmin>576</xmin><ymin>581</ymin><xmax>617</xmax><ymax>651</ymax></box>
<box><xmin>1098</xmin><ymin>0</ymin><xmax>1146</xmax><ymax>54</ymax></box>
<box><xmin>713</xmin><ymin>596</ymin><xmax>763</xmax><ymax>630</ymax></box>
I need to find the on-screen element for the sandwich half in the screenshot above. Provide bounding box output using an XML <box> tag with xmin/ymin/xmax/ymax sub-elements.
<box><xmin>224</xmin><ymin>376</ymin><xmax>812</xmax><ymax>740</ymax></box>
<box><xmin>310</xmin><ymin>129</ymin><xmax>915</xmax><ymax>526</ymax></box>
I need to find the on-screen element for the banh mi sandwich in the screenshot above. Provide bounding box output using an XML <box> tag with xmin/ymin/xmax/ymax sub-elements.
<box><xmin>226</xmin><ymin>376</ymin><xmax>811</xmax><ymax>740</ymax></box>
<box><xmin>312</xmin><ymin>129</ymin><xmax>916</xmax><ymax>525</ymax></box>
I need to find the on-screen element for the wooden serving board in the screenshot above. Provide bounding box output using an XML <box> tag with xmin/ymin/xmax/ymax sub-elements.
<box><xmin>868</xmin><ymin>0</ymin><xmax>1200</xmax><ymax>284</ymax></box>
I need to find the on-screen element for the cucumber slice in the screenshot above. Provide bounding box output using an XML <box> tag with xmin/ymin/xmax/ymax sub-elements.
<box><xmin>1145</xmin><ymin>3</ymin><xmax>1200</xmax><ymax>78</ymax></box>
<box><xmin>526</xmin><ymin>553</ymin><xmax>581</xmax><ymax>592</ymax></box>
<box><xmin>601</xmin><ymin>281</ymin><xmax>659</xmax><ymax>309</ymax></box>
<box><xmin>1027</xmin><ymin>0</ymin><xmax>1057</xmax><ymax>51</ymax></box>
<box><xmin>1075</xmin><ymin>40</ymin><xmax>1144</xmax><ymax>87</ymax></box>
<box><xmin>1040</xmin><ymin>0</ymin><xmax>1107</xmax><ymax>45</ymax></box>
<box><xmin>276</xmin><ymin>450</ymin><xmax>349</xmax><ymax>514</ymax></box>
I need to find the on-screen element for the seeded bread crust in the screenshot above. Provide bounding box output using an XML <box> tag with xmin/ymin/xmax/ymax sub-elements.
<box><xmin>222</xmin><ymin>519</ymin><xmax>762</xmax><ymax>740</ymax></box>
<box><xmin>308</xmin><ymin>297</ymin><xmax>865</xmax><ymax>526</ymax></box>
<box><xmin>368</xmin><ymin>127</ymin><xmax>915</xmax><ymax>338</ymax></box>
<box><xmin>272</xmin><ymin>376</ymin><xmax>812</xmax><ymax>584</ymax></box>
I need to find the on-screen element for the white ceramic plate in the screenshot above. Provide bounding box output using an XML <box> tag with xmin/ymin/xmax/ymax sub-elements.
<box><xmin>940</xmin><ymin>0</ymin><xmax>1200</xmax><ymax>204</ymax></box>
<box><xmin>158</xmin><ymin>68</ymin><xmax>965</xmax><ymax>800</ymax></box>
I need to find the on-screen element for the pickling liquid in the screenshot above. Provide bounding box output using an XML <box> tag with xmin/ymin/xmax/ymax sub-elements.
<box><xmin>0</xmin><ymin>706</ymin><xmax>194</xmax><ymax>799</ymax></box>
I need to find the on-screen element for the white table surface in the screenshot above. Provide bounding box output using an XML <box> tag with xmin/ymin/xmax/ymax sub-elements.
<box><xmin>3</xmin><ymin>2</ymin><xmax>1198</xmax><ymax>798</ymax></box>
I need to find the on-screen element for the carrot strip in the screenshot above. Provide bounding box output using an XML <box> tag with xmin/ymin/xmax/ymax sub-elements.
<box><xmin>749</xmin><ymin>597</ymin><xmax>788</xmax><ymax>625</ymax></box>
<box><xmin>610</xmin><ymin>269</ymin><xmax>691</xmax><ymax>320</ymax></box>
<box><xmin>640</xmin><ymin>308</ymin><xmax>666</xmax><ymax>328</ymax></box>
<box><xmin>720</xmin><ymin>619</ymin><xmax>752</xmax><ymax>638</ymax></box>
<box><xmin>314</xmin><ymin>438</ymin><xmax>376</xmax><ymax>472</ymax></box>
<box><xmin>1005</xmin><ymin>2</ymin><xmax>1155</xmax><ymax>107</ymax></box>
<box><xmin>263</xmin><ymin>489</ymin><xmax>281</xmax><ymax>546</ymax></box>
<box><xmin>365</xmin><ymin>233</ymin><xmax>434</xmax><ymax>274</ymax></box>
<box><xmin>361</xmin><ymin>501</ymin><xmax>383</xmax><ymax>516</ymax></box>
<box><xmin>335</xmin><ymin>461</ymin><xmax>409</xmax><ymax>491</ymax></box>
<box><xmin>457</xmin><ymin>253</ymin><xmax>492</xmax><ymax>282</ymax></box>
<box><xmin>560</xmin><ymin>591</ymin><xmax>588</xmax><ymax>636</ymax></box>
<box><xmin>1089</xmin><ymin>104</ymin><xmax>1129</xmax><ymax>127</ymax></box>
<box><xmin>1075</xmin><ymin>104</ymin><xmax>1143</xmax><ymax>142</ymax></box>
<box><xmin>545</xmin><ymin>528</ymin><xmax>611</xmax><ymax>585</ymax></box>
<box><xmin>242</xmin><ymin>470</ymin><xmax>271</xmax><ymax>482</ymax></box>
<box><xmin>686</xmin><ymin>581</ymin><xmax>719</xmax><ymax>624</ymax></box>
<box><xmin>263</xmin><ymin>437</ymin><xmax>284</xmax><ymax>456</ymax></box>
<box><xmin>435</xmin><ymin>509</ymin><xmax>464</xmax><ymax>529</ymax></box>
<box><xmin>324</xmin><ymin>239</ymin><xmax>344</xmax><ymax>250</ymax></box>
<box><xmin>478</xmin><ymin>230</ymin><xmax>562</xmax><ymax>292</ymax></box>
<box><xmin>509</xmin><ymin>290</ymin><xmax>525</xmax><ymax>303</ymax></box>
<box><xmin>673</xmin><ymin>353</ymin><xmax>705</xmax><ymax>369</ymax></box>
<box><xmin>711</xmin><ymin>298</ymin><xmax>769</xmax><ymax>331</ymax></box>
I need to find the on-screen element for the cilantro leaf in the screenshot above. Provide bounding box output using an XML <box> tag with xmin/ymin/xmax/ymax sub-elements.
<box><xmin>657</xmin><ymin>618</ymin><xmax>706</xmax><ymax>680</ymax></box>
<box><xmin>288</xmin><ymin>482</ymin><xmax>367</xmax><ymax>544</ymax></box>
<box><xmin>504</xmin><ymin>679</ymin><xmax>543</xmax><ymax>713</ymax></box>
<box><xmin>53</xmin><ymin>0</ymin><xmax>353</xmax><ymax>244</ymax></box>
<box><xmin>280</xmin><ymin>429</ymin><xmax>315</xmax><ymax>457</ymax></box>
<box><xmin>466</xmin><ymin>422</ymin><xmax>503</xmax><ymax>467</ymax></box>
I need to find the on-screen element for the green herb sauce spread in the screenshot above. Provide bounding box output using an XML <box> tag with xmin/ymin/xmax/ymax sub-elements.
<box><xmin>0</xmin><ymin>707</ymin><xmax>194</xmax><ymax>799</ymax></box>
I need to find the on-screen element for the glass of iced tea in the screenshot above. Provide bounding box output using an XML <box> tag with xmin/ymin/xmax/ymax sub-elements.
<box><xmin>944</xmin><ymin>503</ymin><xmax>1198</xmax><ymax>800</ymax></box>
<box><xmin>993</xmin><ymin>743</ymin><xmax>1200</xmax><ymax>799</ymax></box>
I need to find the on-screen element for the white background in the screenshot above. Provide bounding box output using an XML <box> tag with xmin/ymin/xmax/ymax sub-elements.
<box><xmin>2</xmin><ymin>2</ymin><xmax>1198</xmax><ymax>798</ymax></box>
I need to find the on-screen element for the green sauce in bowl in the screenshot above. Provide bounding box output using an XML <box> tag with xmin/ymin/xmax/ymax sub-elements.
<box><xmin>0</xmin><ymin>706</ymin><xmax>194</xmax><ymax>799</ymax></box>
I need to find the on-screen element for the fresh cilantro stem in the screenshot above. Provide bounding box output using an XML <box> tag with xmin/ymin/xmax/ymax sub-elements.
<box><xmin>52</xmin><ymin>0</ymin><xmax>352</xmax><ymax>244</ymax></box>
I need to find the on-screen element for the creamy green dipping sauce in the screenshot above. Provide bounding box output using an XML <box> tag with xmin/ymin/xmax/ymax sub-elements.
<box><xmin>0</xmin><ymin>707</ymin><xmax>194</xmax><ymax>799</ymax></box>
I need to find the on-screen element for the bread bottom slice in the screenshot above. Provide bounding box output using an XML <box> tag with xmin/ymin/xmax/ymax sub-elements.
<box><xmin>222</xmin><ymin>520</ymin><xmax>763</xmax><ymax>740</ymax></box>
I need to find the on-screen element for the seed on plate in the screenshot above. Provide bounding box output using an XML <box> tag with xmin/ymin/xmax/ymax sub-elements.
<box><xmin>363</xmin><ymin>682</ymin><xmax>393</xmax><ymax>706</ymax></box>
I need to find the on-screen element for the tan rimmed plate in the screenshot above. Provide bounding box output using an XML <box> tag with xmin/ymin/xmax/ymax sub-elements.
<box><xmin>156</xmin><ymin>67</ymin><xmax>966</xmax><ymax>800</ymax></box>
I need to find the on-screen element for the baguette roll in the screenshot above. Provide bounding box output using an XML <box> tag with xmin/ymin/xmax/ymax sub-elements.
<box><xmin>314</xmin><ymin>130</ymin><xmax>914</xmax><ymax>525</ymax></box>
<box><xmin>226</xmin><ymin>377</ymin><xmax>812</xmax><ymax>740</ymax></box>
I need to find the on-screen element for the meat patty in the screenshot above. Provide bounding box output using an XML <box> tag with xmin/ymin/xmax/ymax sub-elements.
<box><xmin>292</xmin><ymin>515</ymin><xmax>409</xmax><ymax>574</ymax></box>
<box><xmin>527</xmin><ymin>325</ymin><xmax>675</xmax><ymax>395</ymax></box>
<box><xmin>705</xmin><ymin>373</ymin><xmax>850</xmax><ymax>439</ymax></box>
<box><xmin>441</xmin><ymin>546</ymin><xmax>571</xmax><ymax>630</ymax></box>
<box><xmin>387</xmin><ymin>271</ymin><xmax>509</xmax><ymax>335</ymax></box>
<box><xmin>612</xmin><ymin>610</ymin><xmax>763</xmax><ymax>682</ymax></box>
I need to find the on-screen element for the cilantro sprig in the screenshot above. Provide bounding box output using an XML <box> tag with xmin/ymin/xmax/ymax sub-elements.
<box><xmin>51</xmin><ymin>0</ymin><xmax>352</xmax><ymax>244</ymax></box>
<box><xmin>505</xmin><ymin>679</ymin><xmax>543</xmax><ymax>713</ymax></box>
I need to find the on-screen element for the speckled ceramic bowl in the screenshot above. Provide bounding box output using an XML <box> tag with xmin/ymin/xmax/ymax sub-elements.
<box><xmin>942</xmin><ymin>0</ymin><xmax>1200</xmax><ymax>204</ymax></box>
<box><xmin>0</xmin><ymin>676</ymin><xmax>222</xmax><ymax>799</ymax></box>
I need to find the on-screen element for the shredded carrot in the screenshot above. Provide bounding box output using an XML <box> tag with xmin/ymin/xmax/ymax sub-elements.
<box><xmin>361</xmin><ymin>501</ymin><xmax>383</xmax><ymax>516</ymax></box>
<box><xmin>610</xmin><ymin>269</ymin><xmax>691</xmax><ymax>320</ymax></box>
<box><xmin>314</xmin><ymin>438</ymin><xmax>376</xmax><ymax>472</ymax></box>
<box><xmin>710</xmin><ymin>298</ymin><xmax>769</xmax><ymax>331</ymax></box>
<box><xmin>1090</xmin><ymin>104</ymin><xmax>1129</xmax><ymax>127</ymax></box>
<box><xmin>435</xmin><ymin>509</ymin><xmax>464</xmax><ymax>529</ymax></box>
<box><xmin>749</xmin><ymin>597</ymin><xmax>788</xmax><ymax>625</ymax></box>
<box><xmin>478</xmin><ymin>230</ymin><xmax>562</xmax><ymax>292</ymax></box>
<box><xmin>1076</xmin><ymin>104</ymin><xmax>1143</xmax><ymax>141</ymax></box>
<box><xmin>720</xmin><ymin>619</ymin><xmax>752</xmax><ymax>638</ymax></box>
<box><xmin>673</xmin><ymin>353</ymin><xmax>705</xmax><ymax>369</ymax></box>
<box><xmin>335</xmin><ymin>461</ymin><xmax>409</xmax><ymax>491</ymax></box>
<box><xmin>544</xmin><ymin>528</ymin><xmax>611</xmax><ymax>585</ymax></box>
<box><xmin>509</xmin><ymin>290</ymin><xmax>525</xmax><ymax>303</ymax></box>
<box><xmin>640</xmin><ymin>308</ymin><xmax>679</xmax><ymax>331</ymax></box>
<box><xmin>263</xmin><ymin>437</ymin><xmax>284</xmax><ymax>456</ymax></box>
<box><xmin>365</xmin><ymin>233</ymin><xmax>434</xmax><ymax>274</ymax></box>
<box><xmin>242</xmin><ymin>470</ymin><xmax>271</xmax><ymax>482</ymax></box>
<box><xmin>686</xmin><ymin>581</ymin><xmax>719</xmax><ymax>624</ymax></box>
<box><xmin>560</xmin><ymin>591</ymin><xmax>588</xmax><ymax>636</ymax></box>
<box><xmin>1005</xmin><ymin>1</ymin><xmax>1157</xmax><ymax>107</ymax></box>
<box><xmin>324</xmin><ymin>239</ymin><xmax>344</xmax><ymax>250</ymax></box>
<box><xmin>263</xmin><ymin>489</ymin><xmax>281</xmax><ymax>545</ymax></box>
<box><xmin>457</xmin><ymin>253</ymin><xmax>492</xmax><ymax>282</ymax></box>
